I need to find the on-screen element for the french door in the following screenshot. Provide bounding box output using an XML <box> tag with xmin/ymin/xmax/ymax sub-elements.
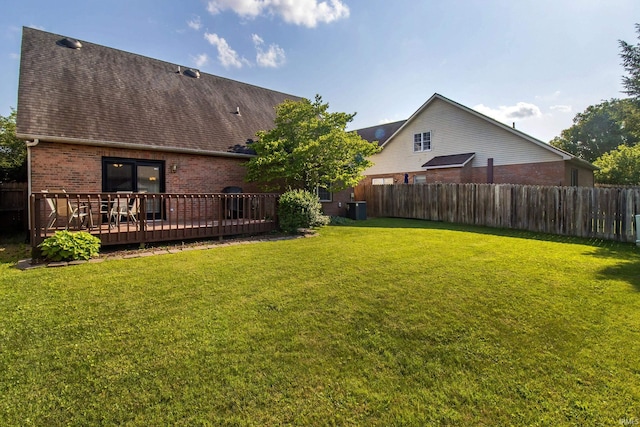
<box><xmin>102</xmin><ymin>157</ymin><xmax>165</xmax><ymax>219</ymax></box>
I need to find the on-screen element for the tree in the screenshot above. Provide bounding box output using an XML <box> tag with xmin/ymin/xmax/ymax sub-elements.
<box><xmin>620</xmin><ymin>23</ymin><xmax>640</xmax><ymax>100</ymax></box>
<box><xmin>0</xmin><ymin>108</ymin><xmax>27</xmax><ymax>182</ymax></box>
<box><xmin>594</xmin><ymin>144</ymin><xmax>640</xmax><ymax>185</ymax></box>
<box><xmin>246</xmin><ymin>95</ymin><xmax>381</xmax><ymax>192</ymax></box>
<box><xmin>549</xmin><ymin>98</ymin><xmax>640</xmax><ymax>163</ymax></box>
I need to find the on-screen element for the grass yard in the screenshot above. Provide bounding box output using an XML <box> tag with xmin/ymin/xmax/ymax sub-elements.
<box><xmin>1</xmin><ymin>218</ymin><xmax>639</xmax><ymax>425</ymax></box>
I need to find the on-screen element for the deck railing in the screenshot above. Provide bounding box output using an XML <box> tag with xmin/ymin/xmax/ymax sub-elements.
<box><xmin>30</xmin><ymin>192</ymin><xmax>279</xmax><ymax>249</ymax></box>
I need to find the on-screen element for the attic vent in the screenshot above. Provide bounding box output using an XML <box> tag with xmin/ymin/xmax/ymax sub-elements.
<box><xmin>57</xmin><ymin>37</ymin><xmax>82</xmax><ymax>49</ymax></box>
<box><xmin>183</xmin><ymin>68</ymin><xmax>200</xmax><ymax>79</ymax></box>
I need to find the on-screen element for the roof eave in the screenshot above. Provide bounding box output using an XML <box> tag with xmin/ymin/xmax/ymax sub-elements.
<box><xmin>16</xmin><ymin>133</ymin><xmax>255</xmax><ymax>159</ymax></box>
<box><xmin>568</xmin><ymin>156</ymin><xmax>600</xmax><ymax>171</ymax></box>
<box><xmin>424</xmin><ymin>164</ymin><xmax>466</xmax><ymax>170</ymax></box>
<box><xmin>422</xmin><ymin>153</ymin><xmax>476</xmax><ymax>169</ymax></box>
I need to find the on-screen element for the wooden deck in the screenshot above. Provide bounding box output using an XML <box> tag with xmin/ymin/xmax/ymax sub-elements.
<box><xmin>30</xmin><ymin>192</ymin><xmax>279</xmax><ymax>248</ymax></box>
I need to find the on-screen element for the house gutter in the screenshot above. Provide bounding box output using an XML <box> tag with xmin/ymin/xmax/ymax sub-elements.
<box><xmin>15</xmin><ymin>133</ymin><xmax>256</xmax><ymax>159</ymax></box>
<box><xmin>25</xmin><ymin>138</ymin><xmax>40</xmax><ymax>231</ymax></box>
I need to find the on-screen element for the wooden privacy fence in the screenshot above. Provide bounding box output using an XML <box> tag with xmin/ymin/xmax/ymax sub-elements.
<box><xmin>354</xmin><ymin>183</ymin><xmax>640</xmax><ymax>243</ymax></box>
<box><xmin>0</xmin><ymin>182</ymin><xmax>28</xmax><ymax>230</ymax></box>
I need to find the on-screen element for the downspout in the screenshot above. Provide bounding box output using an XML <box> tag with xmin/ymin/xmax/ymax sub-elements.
<box><xmin>25</xmin><ymin>139</ymin><xmax>39</xmax><ymax>236</ymax></box>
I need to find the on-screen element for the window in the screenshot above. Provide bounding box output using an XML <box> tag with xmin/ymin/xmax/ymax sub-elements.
<box><xmin>571</xmin><ymin>168</ymin><xmax>579</xmax><ymax>186</ymax></box>
<box><xmin>413</xmin><ymin>131</ymin><xmax>432</xmax><ymax>152</ymax></box>
<box><xmin>371</xmin><ymin>177</ymin><xmax>394</xmax><ymax>185</ymax></box>
<box><xmin>316</xmin><ymin>186</ymin><xmax>332</xmax><ymax>202</ymax></box>
<box><xmin>413</xmin><ymin>175</ymin><xmax>427</xmax><ymax>184</ymax></box>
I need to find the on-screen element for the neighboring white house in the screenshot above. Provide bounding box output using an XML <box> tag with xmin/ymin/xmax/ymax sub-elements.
<box><xmin>356</xmin><ymin>93</ymin><xmax>597</xmax><ymax>187</ymax></box>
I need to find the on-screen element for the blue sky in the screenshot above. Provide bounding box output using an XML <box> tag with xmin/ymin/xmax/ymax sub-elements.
<box><xmin>1</xmin><ymin>0</ymin><xmax>639</xmax><ymax>142</ymax></box>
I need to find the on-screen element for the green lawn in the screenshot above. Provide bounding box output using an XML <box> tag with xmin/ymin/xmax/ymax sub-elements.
<box><xmin>1</xmin><ymin>219</ymin><xmax>639</xmax><ymax>426</ymax></box>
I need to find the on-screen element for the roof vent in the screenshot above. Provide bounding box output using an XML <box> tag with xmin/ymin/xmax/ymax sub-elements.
<box><xmin>183</xmin><ymin>68</ymin><xmax>200</xmax><ymax>79</ymax></box>
<box><xmin>57</xmin><ymin>37</ymin><xmax>82</xmax><ymax>49</ymax></box>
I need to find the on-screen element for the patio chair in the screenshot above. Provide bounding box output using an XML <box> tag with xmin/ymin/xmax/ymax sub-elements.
<box><xmin>42</xmin><ymin>190</ymin><xmax>89</xmax><ymax>229</ymax></box>
<box><xmin>109</xmin><ymin>196</ymin><xmax>139</xmax><ymax>227</ymax></box>
<box><xmin>127</xmin><ymin>197</ymin><xmax>139</xmax><ymax>223</ymax></box>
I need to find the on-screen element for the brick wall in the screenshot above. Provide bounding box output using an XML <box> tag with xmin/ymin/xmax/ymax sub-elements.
<box><xmin>30</xmin><ymin>141</ymin><xmax>261</xmax><ymax>194</ymax></box>
<box><xmin>321</xmin><ymin>188</ymin><xmax>353</xmax><ymax>217</ymax></box>
<box><xmin>360</xmin><ymin>160</ymin><xmax>587</xmax><ymax>187</ymax></box>
<box><xmin>478</xmin><ymin>161</ymin><xmax>566</xmax><ymax>186</ymax></box>
<box><xmin>359</xmin><ymin>173</ymin><xmax>408</xmax><ymax>186</ymax></box>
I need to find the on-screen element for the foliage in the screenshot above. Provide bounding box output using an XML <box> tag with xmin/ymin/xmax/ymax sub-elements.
<box><xmin>277</xmin><ymin>188</ymin><xmax>329</xmax><ymax>233</ymax></box>
<box><xmin>620</xmin><ymin>23</ymin><xmax>640</xmax><ymax>99</ymax></box>
<box><xmin>594</xmin><ymin>144</ymin><xmax>640</xmax><ymax>184</ymax></box>
<box><xmin>246</xmin><ymin>95</ymin><xmax>381</xmax><ymax>192</ymax></box>
<box><xmin>549</xmin><ymin>98</ymin><xmax>640</xmax><ymax>162</ymax></box>
<box><xmin>1</xmin><ymin>219</ymin><xmax>639</xmax><ymax>425</ymax></box>
<box><xmin>0</xmin><ymin>109</ymin><xmax>26</xmax><ymax>182</ymax></box>
<box><xmin>38</xmin><ymin>230</ymin><xmax>101</xmax><ymax>261</ymax></box>
<box><xmin>329</xmin><ymin>215</ymin><xmax>355</xmax><ymax>226</ymax></box>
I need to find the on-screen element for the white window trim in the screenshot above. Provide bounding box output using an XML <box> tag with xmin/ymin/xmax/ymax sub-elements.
<box><xmin>413</xmin><ymin>131</ymin><xmax>432</xmax><ymax>152</ymax></box>
<box><xmin>372</xmin><ymin>177</ymin><xmax>395</xmax><ymax>185</ymax></box>
<box><xmin>316</xmin><ymin>185</ymin><xmax>332</xmax><ymax>202</ymax></box>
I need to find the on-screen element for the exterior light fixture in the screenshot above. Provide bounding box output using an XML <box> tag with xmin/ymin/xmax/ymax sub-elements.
<box><xmin>171</xmin><ymin>164</ymin><xmax>178</xmax><ymax>173</ymax></box>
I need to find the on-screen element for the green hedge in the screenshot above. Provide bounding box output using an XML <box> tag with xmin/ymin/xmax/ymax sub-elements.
<box><xmin>278</xmin><ymin>189</ymin><xmax>329</xmax><ymax>233</ymax></box>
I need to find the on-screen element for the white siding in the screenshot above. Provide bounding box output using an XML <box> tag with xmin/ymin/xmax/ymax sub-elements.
<box><xmin>365</xmin><ymin>98</ymin><xmax>563</xmax><ymax>175</ymax></box>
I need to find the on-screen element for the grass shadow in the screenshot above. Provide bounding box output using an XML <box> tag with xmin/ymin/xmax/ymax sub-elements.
<box><xmin>348</xmin><ymin>217</ymin><xmax>636</xmax><ymax>249</ymax></box>
<box><xmin>0</xmin><ymin>231</ymin><xmax>31</xmax><ymax>265</ymax></box>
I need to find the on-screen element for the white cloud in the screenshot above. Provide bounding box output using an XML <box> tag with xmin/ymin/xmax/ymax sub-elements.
<box><xmin>27</xmin><ymin>24</ymin><xmax>45</xmax><ymax>30</ymax></box>
<box><xmin>204</xmin><ymin>32</ymin><xmax>248</xmax><ymax>68</ymax></box>
<box><xmin>550</xmin><ymin>105</ymin><xmax>572</xmax><ymax>113</ymax></box>
<box><xmin>256</xmin><ymin>44</ymin><xmax>286</xmax><ymax>68</ymax></box>
<box><xmin>473</xmin><ymin>102</ymin><xmax>543</xmax><ymax>124</ymax></box>
<box><xmin>252</xmin><ymin>33</ymin><xmax>285</xmax><ymax>68</ymax></box>
<box><xmin>191</xmin><ymin>53</ymin><xmax>209</xmax><ymax>68</ymax></box>
<box><xmin>252</xmin><ymin>33</ymin><xmax>264</xmax><ymax>45</ymax></box>
<box><xmin>187</xmin><ymin>16</ymin><xmax>202</xmax><ymax>31</ymax></box>
<box><xmin>9</xmin><ymin>53</ymin><xmax>19</xmax><ymax>60</ymax></box>
<box><xmin>206</xmin><ymin>0</ymin><xmax>349</xmax><ymax>27</ymax></box>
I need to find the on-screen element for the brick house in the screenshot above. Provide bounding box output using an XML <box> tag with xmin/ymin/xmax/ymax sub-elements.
<box><xmin>355</xmin><ymin>93</ymin><xmax>597</xmax><ymax>187</ymax></box>
<box><xmin>16</xmin><ymin>27</ymin><xmax>300</xmax><ymax>209</ymax></box>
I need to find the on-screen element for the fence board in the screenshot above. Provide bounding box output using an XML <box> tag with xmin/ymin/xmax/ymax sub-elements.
<box><xmin>356</xmin><ymin>183</ymin><xmax>639</xmax><ymax>243</ymax></box>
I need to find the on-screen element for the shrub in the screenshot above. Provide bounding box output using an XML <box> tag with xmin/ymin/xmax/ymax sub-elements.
<box><xmin>278</xmin><ymin>189</ymin><xmax>329</xmax><ymax>233</ymax></box>
<box><xmin>329</xmin><ymin>216</ymin><xmax>355</xmax><ymax>226</ymax></box>
<box><xmin>39</xmin><ymin>230</ymin><xmax>101</xmax><ymax>262</ymax></box>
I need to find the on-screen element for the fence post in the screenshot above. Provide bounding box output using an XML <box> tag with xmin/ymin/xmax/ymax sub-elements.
<box><xmin>635</xmin><ymin>215</ymin><xmax>640</xmax><ymax>247</ymax></box>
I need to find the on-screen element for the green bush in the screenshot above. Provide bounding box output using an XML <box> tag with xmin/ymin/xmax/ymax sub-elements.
<box><xmin>39</xmin><ymin>230</ymin><xmax>101</xmax><ymax>262</ymax></box>
<box><xmin>278</xmin><ymin>189</ymin><xmax>329</xmax><ymax>233</ymax></box>
<box><xmin>329</xmin><ymin>216</ymin><xmax>355</xmax><ymax>226</ymax></box>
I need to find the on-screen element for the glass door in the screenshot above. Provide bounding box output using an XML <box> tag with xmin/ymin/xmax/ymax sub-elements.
<box><xmin>137</xmin><ymin>165</ymin><xmax>162</xmax><ymax>219</ymax></box>
<box><xmin>102</xmin><ymin>158</ymin><xmax>165</xmax><ymax>220</ymax></box>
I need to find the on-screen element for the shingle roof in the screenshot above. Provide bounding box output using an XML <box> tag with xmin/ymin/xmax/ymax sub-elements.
<box><xmin>421</xmin><ymin>153</ymin><xmax>476</xmax><ymax>169</ymax></box>
<box><xmin>16</xmin><ymin>27</ymin><xmax>300</xmax><ymax>156</ymax></box>
<box><xmin>355</xmin><ymin>120</ymin><xmax>406</xmax><ymax>146</ymax></box>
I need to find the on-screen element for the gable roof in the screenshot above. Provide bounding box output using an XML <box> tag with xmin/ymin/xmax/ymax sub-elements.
<box><xmin>422</xmin><ymin>153</ymin><xmax>475</xmax><ymax>169</ymax></box>
<box><xmin>356</xmin><ymin>93</ymin><xmax>597</xmax><ymax>171</ymax></box>
<box><xmin>16</xmin><ymin>27</ymin><xmax>300</xmax><ymax>158</ymax></box>
<box><xmin>354</xmin><ymin>120</ymin><xmax>406</xmax><ymax>146</ymax></box>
